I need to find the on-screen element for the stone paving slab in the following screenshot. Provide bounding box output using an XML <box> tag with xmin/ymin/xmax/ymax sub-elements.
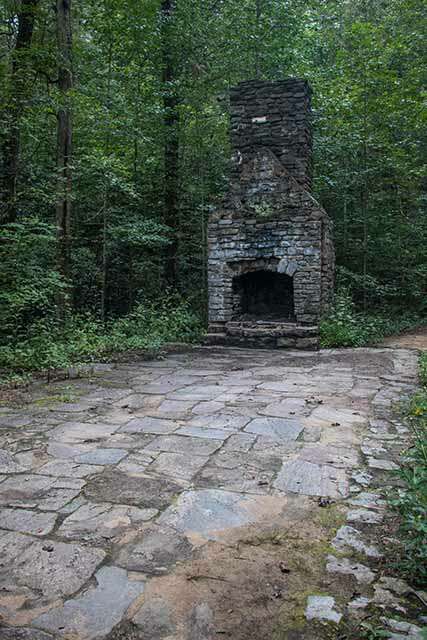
<box><xmin>33</xmin><ymin>566</ymin><xmax>145</xmax><ymax>639</ymax></box>
<box><xmin>0</xmin><ymin>345</ymin><xmax>419</xmax><ymax>639</ymax></box>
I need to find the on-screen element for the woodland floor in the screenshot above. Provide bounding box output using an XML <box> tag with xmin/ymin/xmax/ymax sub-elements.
<box><xmin>0</xmin><ymin>342</ymin><xmax>425</xmax><ymax>639</ymax></box>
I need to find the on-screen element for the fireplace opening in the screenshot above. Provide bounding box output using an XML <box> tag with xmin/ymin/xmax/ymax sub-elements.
<box><xmin>232</xmin><ymin>270</ymin><xmax>295</xmax><ymax>320</ymax></box>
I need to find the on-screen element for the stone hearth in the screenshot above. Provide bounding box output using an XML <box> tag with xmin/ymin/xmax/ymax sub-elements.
<box><xmin>207</xmin><ymin>79</ymin><xmax>334</xmax><ymax>349</ymax></box>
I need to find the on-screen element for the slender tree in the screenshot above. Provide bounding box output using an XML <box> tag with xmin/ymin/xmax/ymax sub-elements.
<box><xmin>0</xmin><ymin>0</ymin><xmax>40</xmax><ymax>224</ymax></box>
<box><xmin>56</xmin><ymin>0</ymin><xmax>73</xmax><ymax>313</ymax></box>
<box><xmin>161</xmin><ymin>0</ymin><xmax>179</xmax><ymax>285</ymax></box>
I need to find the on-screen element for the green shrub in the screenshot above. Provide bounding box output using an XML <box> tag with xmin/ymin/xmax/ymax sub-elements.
<box><xmin>0</xmin><ymin>219</ymin><xmax>66</xmax><ymax>344</ymax></box>
<box><xmin>0</xmin><ymin>299</ymin><xmax>203</xmax><ymax>380</ymax></box>
<box><xmin>389</xmin><ymin>355</ymin><xmax>427</xmax><ymax>587</ymax></box>
<box><xmin>320</xmin><ymin>288</ymin><xmax>422</xmax><ymax>348</ymax></box>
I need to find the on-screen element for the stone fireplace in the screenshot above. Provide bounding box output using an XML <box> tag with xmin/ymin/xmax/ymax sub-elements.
<box><xmin>207</xmin><ymin>79</ymin><xmax>334</xmax><ymax>348</ymax></box>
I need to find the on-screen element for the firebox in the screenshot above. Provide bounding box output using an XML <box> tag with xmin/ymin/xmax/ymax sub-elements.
<box><xmin>232</xmin><ymin>271</ymin><xmax>294</xmax><ymax>321</ymax></box>
<box><xmin>207</xmin><ymin>79</ymin><xmax>334</xmax><ymax>349</ymax></box>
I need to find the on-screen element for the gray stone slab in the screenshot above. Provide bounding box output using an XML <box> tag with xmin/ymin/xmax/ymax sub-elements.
<box><xmin>153</xmin><ymin>399</ymin><xmax>196</xmax><ymax>418</ymax></box>
<box><xmin>187</xmin><ymin>414</ymin><xmax>250</xmax><ymax>431</ymax></box>
<box><xmin>74</xmin><ymin>448</ymin><xmax>128</xmax><ymax>465</ymax></box>
<box><xmin>49</xmin><ymin>421</ymin><xmax>120</xmax><ymax>443</ymax></box>
<box><xmin>47</xmin><ymin>441</ymin><xmax>98</xmax><ymax>459</ymax></box>
<box><xmin>0</xmin><ymin>530</ymin><xmax>34</xmax><ymax>564</ymax></box>
<box><xmin>332</xmin><ymin>525</ymin><xmax>382</xmax><ymax>558</ymax></box>
<box><xmin>305</xmin><ymin>595</ymin><xmax>342</xmax><ymax>624</ymax></box>
<box><xmin>0</xmin><ymin>508</ymin><xmax>57</xmax><ymax>536</ymax></box>
<box><xmin>260</xmin><ymin>398</ymin><xmax>309</xmax><ymax>418</ymax></box>
<box><xmin>220</xmin><ymin>432</ymin><xmax>257</xmax><ymax>453</ymax></box>
<box><xmin>367</xmin><ymin>457</ymin><xmax>399</xmax><ymax>470</ymax></box>
<box><xmin>169</xmin><ymin>384</ymin><xmax>229</xmax><ymax>401</ymax></box>
<box><xmin>274</xmin><ymin>459</ymin><xmax>349</xmax><ymax>498</ymax></box>
<box><xmin>0</xmin><ymin>449</ymin><xmax>27</xmax><ymax>474</ymax></box>
<box><xmin>348</xmin><ymin>492</ymin><xmax>386</xmax><ymax>510</ymax></box>
<box><xmin>0</xmin><ymin>474</ymin><xmax>56</xmax><ymax>507</ymax></box>
<box><xmin>117</xmin><ymin>451</ymin><xmax>158</xmax><ymax>474</ymax></box>
<box><xmin>84</xmin><ymin>468</ymin><xmax>182</xmax><ymax>509</ymax></box>
<box><xmin>0</xmin><ymin>629</ymin><xmax>53</xmax><ymax>640</ymax></box>
<box><xmin>149</xmin><ymin>452</ymin><xmax>209</xmax><ymax>481</ymax></box>
<box><xmin>33</xmin><ymin>566</ymin><xmax>145</xmax><ymax>639</ymax></box>
<box><xmin>351</xmin><ymin>470</ymin><xmax>373</xmax><ymax>486</ymax></box>
<box><xmin>144</xmin><ymin>435</ymin><xmax>223</xmax><ymax>457</ymax></box>
<box><xmin>137</xmin><ymin>376</ymin><xmax>198</xmax><ymax>394</ymax></box>
<box><xmin>158</xmin><ymin>488</ymin><xmax>284</xmax><ymax>540</ymax></box>
<box><xmin>347</xmin><ymin>508</ymin><xmax>383</xmax><ymax>524</ymax></box>
<box><xmin>35</xmin><ymin>459</ymin><xmax>103</xmax><ymax>477</ymax></box>
<box><xmin>244</xmin><ymin>417</ymin><xmax>303</xmax><ymax>441</ymax></box>
<box><xmin>117</xmin><ymin>524</ymin><xmax>193</xmax><ymax>574</ymax></box>
<box><xmin>195</xmin><ymin>463</ymin><xmax>274</xmax><ymax>494</ymax></box>
<box><xmin>326</xmin><ymin>554</ymin><xmax>376</xmax><ymax>584</ymax></box>
<box><xmin>299</xmin><ymin>444</ymin><xmax>359</xmax><ymax>469</ymax></box>
<box><xmin>12</xmin><ymin>539</ymin><xmax>105</xmax><ymax>598</ymax></box>
<box><xmin>175</xmin><ymin>425</ymin><xmax>231</xmax><ymax>441</ymax></box>
<box><xmin>58</xmin><ymin>502</ymin><xmax>157</xmax><ymax>542</ymax></box>
<box><xmin>120</xmin><ymin>417</ymin><xmax>178</xmax><ymax>435</ymax></box>
<box><xmin>191</xmin><ymin>401</ymin><xmax>225</xmax><ymax>415</ymax></box>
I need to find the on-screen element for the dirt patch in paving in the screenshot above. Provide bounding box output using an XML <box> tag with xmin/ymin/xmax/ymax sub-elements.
<box><xmin>130</xmin><ymin>499</ymin><xmax>350</xmax><ymax>640</ymax></box>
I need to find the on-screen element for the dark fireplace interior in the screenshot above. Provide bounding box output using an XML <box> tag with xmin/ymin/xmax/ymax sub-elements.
<box><xmin>232</xmin><ymin>271</ymin><xmax>295</xmax><ymax>320</ymax></box>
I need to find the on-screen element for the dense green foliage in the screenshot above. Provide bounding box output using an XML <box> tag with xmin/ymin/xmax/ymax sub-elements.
<box><xmin>389</xmin><ymin>353</ymin><xmax>427</xmax><ymax>587</ymax></box>
<box><xmin>0</xmin><ymin>299</ymin><xmax>202</xmax><ymax>377</ymax></box>
<box><xmin>319</xmin><ymin>285</ymin><xmax>421</xmax><ymax>348</ymax></box>
<box><xmin>0</xmin><ymin>0</ymin><xmax>426</xmax><ymax>373</ymax></box>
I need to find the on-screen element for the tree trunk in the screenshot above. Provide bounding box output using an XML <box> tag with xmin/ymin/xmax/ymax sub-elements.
<box><xmin>0</xmin><ymin>0</ymin><xmax>40</xmax><ymax>224</ymax></box>
<box><xmin>56</xmin><ymin>0</ymin><xmax>73</xmax><ymax>314</ymax></box>
<box><xmin>161</xmin><ymin>0</ymin><xmax>179</xmax><ymax>286</ymax></box>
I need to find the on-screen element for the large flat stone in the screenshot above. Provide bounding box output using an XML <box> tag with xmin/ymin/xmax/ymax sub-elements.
<box><xmin>117</xmin><ymin>524</ymin><xmax>193</xmax><ymax>574</ymax></box>
<box><xmin>158</xmin><ymin>489</ymin><xmax>286</xmax><ymax>541</ymax></box>
<box><xmin>84</xmin><ymin>468</ymin><xmax>182</xmax><ymax>509</ymax></box>
<box><xmin>305</xmin><ymin>595</ymin><xmax>342</xmax><ymax>624</ymax></box>
<box><xmin>58</xmin><ymin>502</ymin><xmax>157</xmax><ymax>542</ymax></box>
<box><xmin>0</xmin><ymin>474</ymin><xmax>83</xmax><ymax>510</ymax></box>
<box><xmin>74</xmin><ymin>448</ymin><xmax>128</xmax><ymax>465</ymax></box>
<box><xmin>0</xmin><ymin>508</ymin><xmax>57</xmax><ymax>536</ymax></box>
<box><xmin>332</xmin><ymin>525</ymin><xmax>382</xmax><ymax>558</ymax></box>
<box><xmin>175</xmin><ymin>425</ymin><xmax>231</xmax><ymax>441</ymax></box>
<box><xmin>244</xmin><ymin>417</ymin><xmax>303</xmax><ymax>441</ymax></box>
<box><xmin>169</xmin><ymin>384</ymin><xmax>229</xmax><ymax>401</ymax></box>
<box><xmin>187</xmin><ymin>414</ymin><xmax>250</xmax><ymax>431</ymax></box>
<box><xmin>120</xmin><ymin>417</ymin><xmax>178</xmax><ymax>435</ymax></box>
<box><xmin>148</xmin><ymin>452</ymin><xmax>209</xmax><ymax>481</ymax></box>
<box><xmin>49</xmin><ymin>421</ymin><xmax>119</xmax><ymax>443</ymax></box>
<box><xmin>10</xmin><ymin>539</ymin><xmax>105</xmax><ymax>598</ymax></box>
<box><xmin>0</xmin><ymin>629</ymin><xmax>52</xmax><ymax>640</ymax></box>
<box><xmin>33</xmin><ymin>566</ymin><xmax>145</xmax><ymax>639</ymax></box>
<box><xmin>153</xmin><ymin>399</ymin><xmax>196</xmax><ymax>418</ymax></box>
<box><xmin>260</xmin><ymin>398</ymin><xmax>309</xmax><ymax>418</ymax></box>
<box><xmin>299</xmin><ymin>444</ymin><xmax>359</xmax><ymax>469</ymax></box>
<box><xmin>144</xmin><ymin>435</ymin><xmax>222</xmax><ymax>456</ymax></box>
<box><xmin>326</xmin><ymin>554</ymin><xmax>376</xmax><ymax>584</ymax></box>
<box><xmin>274</xmin><ymin>458</ymin><xmax>349</xmax><ymax>498</ymax></box>
<box><xmin>35</xmin><ymin>459</ymin><xmax>103</xmax><ymax>478</ymax></box>
<box><xmin>0</xmin><ymin>449</ymin><xmax>27</xmax><ymax>474</ymax></box>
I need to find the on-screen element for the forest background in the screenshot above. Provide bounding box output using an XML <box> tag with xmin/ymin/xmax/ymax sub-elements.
<box><xmin>0</xmin><ymin>0</ymin><xmax>426</xmax><ymax>377</ymax></box>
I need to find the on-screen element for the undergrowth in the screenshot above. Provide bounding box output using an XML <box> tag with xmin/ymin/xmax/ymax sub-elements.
<box><xmin>320</xmin><ymin>289</ymin><xmax>423</xmax><ymax>348</ymax></box>
<box><xmin>0</xmin><ymin>300</ymin><xmax>203</xmax><ymax>384</ymax></box>
<box><xmin>388</xmin><ymin>352</ymin><xmax>427</xmax><ymax>588</ymax></box>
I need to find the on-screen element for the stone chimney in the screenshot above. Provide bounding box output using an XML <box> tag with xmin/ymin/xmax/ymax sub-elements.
<box><xmin>229</xmin><ymin>79</ymin><xmax>312</xmax><ymax>191</ymax></box>
<box><xmin>206</xmin><ymin>79</ymin><xmax>334</xmax><ymax>349</ymax></box>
